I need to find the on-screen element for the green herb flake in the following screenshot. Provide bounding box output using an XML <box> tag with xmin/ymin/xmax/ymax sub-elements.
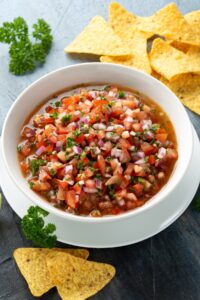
<box><xmin>74</xmin><ymin>129</ymin><xmax>82</xmax><ymax>137</ymax></box>
<box><xmin>54</xmin><ymin>101</ymin><xmax>61</xmax><ymax>108</ymax></box>
<box><xmin>29</xmin><ymin>182</ymin><xmax>35</xmax><ymax>189</ymax></box>
<box><xmin>94</xmin><ymin>173</ymin><xmax>102</xmax><ymax>179</ymax></box>
<box><xmin>50</xmin><ymin>111</ymin><xmax>58</xmax><ymax>119</ymax></box>
<box><xmin>66</xmin><ymin>137</ymin><xmax>75</xmax><ymax>148</ymax></box>
<box><xmin>29</xmin><ymin>159</ymin><xmax>46</xmax><ymax>176</ymax></box>
<box><xmin>118</xmin><ymin>91</ymin><xmax>125</xmax><ymax>99</ymax></box>
<box><xmin>138</xmin><ymin>177</ymin><xmax>146</xmax><ymax>184</ymax></box>
<box><xmin>50</xmin><ymin>168</ymin><xmax>56</xmax><ymax>176</ymax></box>
<box><xmin>151</xmin><ymin>124</ymin><xmax>160</xmax><ymax>132</ymax></box>
<box><xmin>61</xmin><ymin>114</ymin><xmax>72</xmax><ymax>124</ymax></box>
<box><xmin>107</xmin><ymin>185</ymin><xmax>116</xmax><ymax>199</ymax></box>
<box><xmin>104</xmin><ymin>85</ymin><xmax>110</xmax><ymax>91</ymax></box>
<box><xmin>106</xmin><ymin>156</ymin><xmax>113</xmax><ymax>161</ymax></box>
<box><xmin>17</xmin><ymin>144</ymin><xmax>23</xmax><ymax>152</ymax></box>
<box><xmin>21</xmin><ymin>205</ymin><xmax>57</xmax><ymax>248</ymax></box>
<box><xmin>77</xmin><ymin>162</ymin><xmax>84</xmax><ymax>170</ymax></box>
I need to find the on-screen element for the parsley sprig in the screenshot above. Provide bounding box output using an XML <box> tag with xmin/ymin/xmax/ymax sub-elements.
<box><xmin>0</xmin><ymin>17</ymin><xmax>53</xmax><ymax>75</ymax></box>
<box><xmin>21</xmin><ymin>206</ymin><xmax>57</xmax><ymax>248</ymax></box>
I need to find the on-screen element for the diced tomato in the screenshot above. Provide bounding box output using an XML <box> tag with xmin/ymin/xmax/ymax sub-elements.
<box><xmin>155</xmin><ymin>133</ymin><xmax>168</xmax><ymax>143</ymax></box>
<box><xmin>57</xmin><ymin>186</ymin><xmax>66</xmax><ymax>200</ymax></box>
<box><xmin>120</xmin><ymin>176</ymin><xmax>130</xmax><ymax>188</ymax></box>
<box><xmin>122</xmin><ymin>100</ymin><xmax>137</xmax><ymax>109</ymax></box>
<box><xmin>31</xmin><ymin>180</ymin><xmax>51</xmax><ymax>192</ymax></box>
<box><xmin>86</xmin><ymin>134</ymin><xmax>95</xmax><ymax>144</ymax></box>
<box><xmin>54</xmin><ymin>179</ymin><xmax>68</xmax><ymax>189</ymax></box>
<box><xmin>21</xmin><ymin>143</ymin><xmax>31</xmax><ymax>156</ymax></box>
<box><xmin>84</xmin><ymin>167</ymin><xmax>94</xmax><ymax>178</ymax></box>
<box><xmin>57</xmin><ymin>125</ymin><xmax>68</xmax><ymax>134</ymax></box>
<box><xmin>97</xmin><ymin>155</ymin><xmax>106</xmax><ymax>175</ymax></box>
<box><xmin>65</xmin><ymin>190</ymin><xmax>78</xmax><ymax>209</ymax></box>
<box><xmin>82</xmin><ymin>157</ymin><xmax>89</xmax><ymax>165</ymax></box>
<box><xmin>75</xmin><ymin>133</ymin><xmax>84</xmax><ymax>144</ymax></box>
<box><xmin>112</xmin><ymin>207</ymin><xmax>121</xmax><ymax>215</ymax></box>
<box><xmin>120</xmin><ymin>149</ymin><xmax>131</xmax><ymax>163</ymax></box>
<box><xmin>73</xmin><ymin>183</ymin><xmax>82</xmax><ymax>194</ymax></box>
<box><xmin>111</xmin><ymin>107</ymin><xmax>124</xmax><ymax>117</ymax></box>
<box><xmin>133</xmin><ymin>183</ymin><xmax>144</xmax><ymax>196</ymax></box>
<box><xmin>93</xmin><ymin>99</ymin><xmax>108</xmax><ymax>107</ymax></box>
<box><xmin>20</xmin><ymin>161</ymin><xmax>29</xmax><ymax>174</ymax></box>
<box><xmin>45</xmin><ymin>144</ymin><xmax>54</xmax><ymax>153</ymax></box>
<box><xmin>137</xmin><ymin>111</ymin><xmax>147</xmax><ymax>121</ymax></box>
<box><xmin>62</xmin><ymin>96</ymin><xmax>80</xmax><ymax>108</ymax></box>
<box><xmin>125</xmin><ymin>163</ymin><xmax>135</xmax><ymax>175</ymax></box>
<box><xmin>97</xmin><ymin>130</ymin><xmax>105</xmax><ymax>139</ymax></box>
<box><xmin>85</xmin><ymin>179</ymin><xmax>96</xmax><ymax>188</ymax></box>
<box><xmin>148</xmin><ymin>155</ymin><xmax>155</xmax><ymax>165</ymax></box>
<box><xmin>132</xmin><ymin>123</ymin><xmax>142</xmax><ymax>132</ymax></box>
<box><xmin>156</xmin><ymin>128</ymin><xmax>166</xmax><ymax>134</ymax></box>
<box><xmin>105</xmin><ymin>175</ymin><xmax>121</xmax><ymax>185</ymax></box>
<box><xmin>57</xmin><ymin>134</ymin><xmax>67</xmax><ymax>142</ymax></box>
<box><xmin>166</xmin><ymin>148</ymin><xmax>178</xmax><ymax>160</ymax></box>
<box><xmin>119</xmin><ymin>138</ymin><xmax>131</xmax><ymax>150</ymax></box>
<box><xmin>141</xmin><ymin>142</ymin><xmax>156</xmax><ymax>155</ymax></box>
<box><xmin>86</xmin><ymin>93</ymin><xmax>93</xmax><ymax>100</ymax></box>
<box><xmin>43</xmin><ymin>117</ymin><xmax>54</xmax><ymax>124</ymax></box>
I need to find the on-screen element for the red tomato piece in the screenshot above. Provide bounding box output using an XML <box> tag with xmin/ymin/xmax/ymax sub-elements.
<box><xmin>97</xmin><ymin>155</ymin><xmax>106</xmax><ymax>175</ymax></box>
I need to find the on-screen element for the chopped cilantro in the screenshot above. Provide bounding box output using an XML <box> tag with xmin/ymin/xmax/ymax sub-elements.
<box><xmin>138</xmin><ymin>177</ymin><xmax>146</xmax><ymax>184</ymax></box>
<box><xmin>106</xmin><ymin>156</ymin><xmax>113</xmax><ymax>161</ymax></box>
<box><xmin>29</xmin><ymin>159</ymin><xmax>46</xmax><ymax>176</ymax></box>
<box><xmin>99</xmin><ymin>94</ymin><xmax>106</xmax><ymax>100</ymax></box>
<box><xmin>94</xmin><ymin>173</ymin><xmax>102</xmax><ymax>179</ymax></box>
<box><xmin>66</xmin><ymin>137</ymin><xmax>75</xmax><ymax>148</ymax></box>
<box><xmin>151</xmin><ymin>124</ymin><xmax>160</xmax><ymax>132</ymax></box>
<box><xmin>107</xmin><ymin>185</ymin><xmax>115</xmax><ymax>199</ymax></box>
<box><xmin>118</xmin><ymin>91</ymin><xmax>125</xmax><ymax>98</ymax></box>
<box><xmin>104</xmin><ymin>85</ymin><xmax>110</xmax><ymax>91</ymax></box>
<box><xmin>130</xmin><ymin>176</ymin><xmax>137</xmax><ymax>184</ymax></box>
<box><xmin>17</xmin><ymin>144</ymin><xmax>23</xmax><ymax>152</ymax></box>
<box><xmin>108</xmin><ymin>101</ymin><xmax>115</xmax><ymax>108</ymax></box>
<box><xmin>61</xmin><ymin>114</ymin><xmax>72</xmax><ymax>124</ymax></box>
<box><xmin>74</xmin><ymin>129</ymin><xmax>82</xmax><ymax>137</ymax></box>
<box><xmin>89</xmin><ymin>161</ymin><xmax>94</xmax><ymax>166</ymax></box>
<box><xmin>77</xmin><ymin>162</ymin><xmax>84</xmax><ymax>170</ymax></box>
<box><xmin>80</xmin><ymin>151</ymin><xmax>86</xmax><ymax>158</ymax></box>
<box><xmin>50</xmin><ymin>111</ymin><xmax>58</xmax><ymax>119</ymax></box>
<box><xmin>29</xmin><ymin>182</ymin><xmax>35</xmax><ymax>189</ymax></box>
<box><xmin>54</xmin><ymin>101</ymin><xmax>61</xmax><ymax>108</ymax></box>
<box><xmin>50</xmin><ymin>168</ymin><xmax>56</xmax><ymax>176</ymax></box>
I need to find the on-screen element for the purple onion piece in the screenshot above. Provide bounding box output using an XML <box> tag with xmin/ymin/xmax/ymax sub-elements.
<box><xmin>73</xmin><ymin>146</ymin><xmax>82</xmax><ymax>154</ymax></box>
<box><xmin>36</xmin><ymin>145</ymin><xmax>46</xmax><ymax>156</ymax></box>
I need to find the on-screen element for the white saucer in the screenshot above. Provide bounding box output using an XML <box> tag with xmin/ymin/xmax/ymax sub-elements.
<box><xmin>0</xmin><ymin>126</ymin><xmax>199</xmax><ymax>248</ymax></box>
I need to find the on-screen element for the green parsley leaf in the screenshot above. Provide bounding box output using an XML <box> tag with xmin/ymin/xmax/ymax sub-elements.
<box><xmin>77</xmin><ymin>162</ymin><xmax>84</xmax><ymax>170</ymax></box>
<box><xmin>103</xmin><ymin>85</ymin><xmax>110</xmax><ymax>91</ymax></box>
<box><xmin>107</xmin><ymin>185</ymin><xmax>116</xmax><ymax>199</ymax></box>
<box><xmin>0</xmin><ymin>17</ymin><xmax>52</xmax><ymax>75</ymax></box>
<box><xmin>118</xmin><ymin>91</ymin><xmax>125</xmax><ymax>98</ymax></box>
<box><xmin>74</xmin><ymin>129</ymin><xmax>82</xmax><ymax>137</ymax></box>
<box><xmin>194</xmin><ymin>194</ymin><xmax>200</xmax><ymax>211</ymax></box>
<box><xmin>151</xmin><ymin>124</ymin><xmax>160</xmax><ymax>132</ymax></box>
<box><xmin>66</xmin><ymin>137</ymin><xmax>75</xmax><ymax>148</ymax></box>
<box><xmin>94</xmin><ymin>173</ymin><xmax>102</xmax><ymax>179</ymax></box>
<box><xmin>54</xmin><ymin>101</ymin><xmax>61</xmax><ymax>108</ymax></box>
<box><xmin>21</xmin><ymin>206</ymin><xmax>57</xmax><ymax>248</ymax></box>
<box><xmin>106</xmin><ymin>156</ymin><xmax>113</xmax><ymax>161</ymax></box>
<box><xmin>61</xmin><ymin>114</ymin><xmax>72</xmax><ymax>124</ymax></box>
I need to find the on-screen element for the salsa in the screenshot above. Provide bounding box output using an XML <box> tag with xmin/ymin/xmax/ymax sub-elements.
<box><xmin>17</xmin><ymin>84</ymin><xmax>178</xmax><ymax>217</ymax></box>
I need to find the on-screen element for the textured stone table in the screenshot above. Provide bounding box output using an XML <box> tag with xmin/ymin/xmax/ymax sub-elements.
<box><xmin>0</xmin><ymin>1</ymin><xmax>200</xmax><ymax>299</ymax></box>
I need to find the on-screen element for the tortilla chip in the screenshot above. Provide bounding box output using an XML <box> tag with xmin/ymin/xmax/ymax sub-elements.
<box><xmin>149</xmin><ymin>38</ymin><xmax>200</xmax><ymax>81</ymax></box>
<box><xmin>136</xmin><ymin>3</ymin><xmax>200</xmax><ymax>46</ymax></box>
<box><xmin>105</xmin><ymin>3</ymin><xmax>151</xmax><ymax>74</ymax></box>
<box><xmin>185</xmin><ymin>10</ymin><xmax>200</xmax><ymax>36</ymax></box>
<box><xmin>169</xmin><ymin>41</ymin><xmax>190</xmax><ymax>53</ymax></box>
<box><xmin>13</xmin><ymin>248</ymin><xmax>89</xmax><ymax>297</ymax></box>
<box><xmin>65</xmin><ymin>16</ymin><xmax>130</xmax><ymax>56</ymax></box>
<box><xmin>160</xmin><ymin>73</ymin><xmax>200</xmax><ymax>115</ymax></box>
<box><xmin>46</xmin><ymin>251</ymin><xmax>116</xmax><ymax>300</ymax></box>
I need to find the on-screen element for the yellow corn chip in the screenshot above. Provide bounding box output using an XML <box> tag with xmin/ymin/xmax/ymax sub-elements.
<box><xmin>46</xmin><ymin>251</ymin><xmax>116</xmax><ymax>300</ymax></box>
<box><xmin>185</xmin><ymin>10</ymin><xmax>200</xmax><ymax>36</ymax></box>
<box><xmin>65</xmin><ymin>16</ymin><xmax>130</xmax><ymax>56</ymax></box>
<box><xmin>149</xmin><ymin>38</ymin><xmax>200</xmax><ymax>81</ymax></box>
<box><xmin>105</xmin><ymin>2</ymin><xmax>151</xmax><ymax>74</ymax></box>
<box><xmin>136</xmin><ymin>3</ymin><xmax>200</xmax><ymax>46</ymax></box>
<box><xmin>160</xmin><ymin>73</ymin><xmax>200</xmax><ymax>115</ymax></box>
<box><xmin>13</xmin><ymin>248</ymin><xmax>89</xmax><ymax>297</ymax></box>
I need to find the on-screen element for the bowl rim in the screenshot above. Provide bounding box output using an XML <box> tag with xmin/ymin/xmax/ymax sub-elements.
<box><xmin>1</xmin><ymin>62</ymin><xmax>193</xmax><ymax>223</ymax></box>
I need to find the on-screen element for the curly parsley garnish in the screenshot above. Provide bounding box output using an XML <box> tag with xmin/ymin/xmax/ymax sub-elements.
<box><xmin>0</xmin><ymin>17</ymin><xmax>53</xmax><ymax>75</ymax></box>
<box><xmin>21</xmin><ymin>206</ymin><xmax>57</xmax><ymax>248</ymax></box>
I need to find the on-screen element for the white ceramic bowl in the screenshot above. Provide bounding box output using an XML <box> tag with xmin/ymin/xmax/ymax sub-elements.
<box><xmin>2</xmin><ymin>63</ymin><xmax>193</xmax><ymax>228</ymax></box>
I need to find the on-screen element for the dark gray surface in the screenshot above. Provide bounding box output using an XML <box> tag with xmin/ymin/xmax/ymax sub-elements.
<box><xmin>0</xmin><ymin>1</ymin><xmax>200</xmax><ymax>299</ymax></box>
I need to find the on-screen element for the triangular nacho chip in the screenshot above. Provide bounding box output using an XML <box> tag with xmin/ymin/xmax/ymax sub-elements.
<box><xmin>13</xmin><ymin>248</ymin><xmax>89</xmax><ymax>297</ymax></box>
<box><xmin>105</xmin><ymin>2</ymin><xmax>151</xmax><ymax>74</ymax></box>
<box><xmin>65</xmin><ymin>16</ymin><xmax>131</xmax><ymax>56</ymax></box>
<box><xmin>185</xmin><ymin>10</ymin><xmax>200</xmax><ymax>36</ymax></box>
<box><xmin>160</xmin><ymin>73</ymin><xmax>200</xmax><ymax>115</ymax></box>
<box><xmin>46</xmin><ymin>251</ymin><xmax>116</xmax><ymax>300</ymax></box>
<box><xmin>136</xmin><ymin>3</ymin><xmax>200</xmax><ymax>46</ymax></box>
<box><xmin>149</xmin><ymin>38</ymin><xmax>200</xmax><ymax>81</ymax></box>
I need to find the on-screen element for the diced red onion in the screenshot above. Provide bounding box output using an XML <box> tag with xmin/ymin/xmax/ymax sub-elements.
<box><xmin>137</xmin><ymin>151</ymin><xmax>145</xmax><ymax>158</ymax></box>
<box><xmin>88</xmin><ymin>91</ymin><xmax>96</xmax><ymax>99</ymax></box>
<box><xmin>157</xmin><ymin>147</ymin><xmax>167</xmax><ymax>159</ymax></box>
<box><xmin>135</xmin><ymin>158</ymin><xmax>146</xmax><ymax>164</ymax></box>
<box><xmin>108</xmin><ymin>91</ymin><xmax>115</xmax><ymax>97</ymax></box>
<box><xmin>83</xmin><ymin>187</ymin><xmax>98</xmax><ymax>193</ymax></box>
<box><xmin>142</xmin><ymin>119</ymin><xmax>152</xmax><ymax>130</ymax></box>
<box><xmin>111</xmin><ymin>148</ymin><xmax>122</xmax><ymax>158</ymax></box>
<box><xmin>93</xmin><ymin>123</ymin><xmax>106</xmax><ymax>130</ymax></box>
<box><xmin>105</xmin><ymin>173</ymin><xmax>112</xmax><ymax>178</ymax></box>
<box><xmin>124</xmin><ymin>116</ymin><xmax>134</xmax><ymax>123</ymax></box>
<box><xmin>65</xmin><ymin>165</ymin><xmax>73</xmax><ymax>174</ymax></box>
<box><xmin>81</xmin><ymin>117</ymin><xmax>89</xmax><ymax>124</ymax></box>
<box><xmin>73</xmin><ymin>146</ymin><xmax>82</xmax><ymax>154</ymax></box>
<box><xmin>95</xmin><ymin>179</ymin><xmax>102</xmax><ymax>189</ymax></box>
<box><xmin>106</xmin><ymin>126</ymin><xmax>114</xmax><ymax>131</ymax></box>
<box><xmin>67</xmin><ymin>180</ymin><xmax>74</xmax><ymax>185</ymax></box>
<box><xmin>26</xmin><ymin>128</ymin><xmax>36</xmax><ymax>138</ymax></box>
<box><xmin>118</xmin><ymin>199</ymin><xmax>125</xmax><ymax>207</ymax></box>
<box><xmin>98</xmin><ymin>139</ymin><xmax>104</xmax><ymax>147</ymax></box>
<box><xmin>56</xmin><ymin>141</ymin><xmax>64</xmax><ymax>147</ymax></box>
<box><xmin>36</xmin><ymin>145</ymin><xmax>46</xmax><ymax>156</ymax></box>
